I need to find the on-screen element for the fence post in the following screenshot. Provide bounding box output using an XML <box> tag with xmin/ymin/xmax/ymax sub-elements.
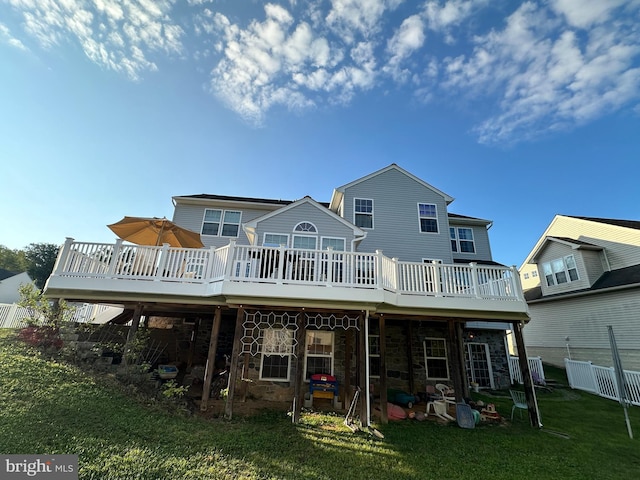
<box><xmin>224</xmin><ymin>240</ymin><xmax>237</xmax><ymax>280</ymax></box>
<box><xmin>470</xmin><ymin>262</ymin><xmax>480</xmax><ymax>298</ymax></box>
<box><xmin>376</xmin><ymin>250</ymin><xmax>384</xmax><ymax>290</ymax></box>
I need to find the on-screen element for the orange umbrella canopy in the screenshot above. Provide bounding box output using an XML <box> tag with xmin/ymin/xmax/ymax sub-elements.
<box><xmin>107</xmin><ymin>216</ymin><xmax>204</xmax><ymax>248</ymax></box>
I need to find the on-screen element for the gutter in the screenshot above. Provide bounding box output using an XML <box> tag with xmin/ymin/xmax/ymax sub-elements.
<box><xmin>527</xmin><ymin>282</ymin><xmax>640</xmax><ymax>304</ymax></box>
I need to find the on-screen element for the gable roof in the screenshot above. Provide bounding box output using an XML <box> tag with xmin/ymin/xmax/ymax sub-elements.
<box><xmin>568</xmin><ymin>216</ymin><xmax>640</xmax><ymax>231</ymax></box>
<box><xmin>530</xmin><ymin>236</ymin><xmax>603</xmax><ymax>263</ymax></box>
<box><xmin>525</xmin><ymin>264</ymin><xmax>640</xmax><ymax>302</ymax></box>
<box><xmin>243</xmin><ymin>196</ymin><xmax>367</xmax><ymax>245</ymax></box>
<box><xmin>329</xmin><ymin>164</ymin><xmax>454</xmax><ymax>211</ymax></box>
<box><xmin>0</xmin><ymin>268</ymin><xmax>18</xmax><ymax>282</ymax></box>
<box><xmin>173</xmin><ymin>194</ymin><xmax>304</xmax><ymax>208</ymax></box>
<box><xmin>520</xmin><ymin>214</ymin><xmax>640</xmax><ymax>269</ymax></box>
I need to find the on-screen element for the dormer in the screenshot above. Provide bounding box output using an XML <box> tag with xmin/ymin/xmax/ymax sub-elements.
<box><xmin>530</xmin><ymin>237</ymin><xmax>608</xmax><ymax>296</ymax></box>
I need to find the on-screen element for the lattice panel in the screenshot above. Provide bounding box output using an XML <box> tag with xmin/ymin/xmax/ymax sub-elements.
<box><xmin>305</xmin><ymin>313</ymin><xmax>360</xmax><ymax>330</ymax></box>
<box><xmin>241</xmin><ymin>310</ymin><xmax>299</xmax><ymax>357</ymax></box>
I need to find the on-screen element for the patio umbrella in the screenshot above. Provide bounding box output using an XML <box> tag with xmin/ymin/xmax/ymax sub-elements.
<box><xmin>107</xmin><ymin>216</ymin><xmax>204</xmax><ymax>248</ymax></box>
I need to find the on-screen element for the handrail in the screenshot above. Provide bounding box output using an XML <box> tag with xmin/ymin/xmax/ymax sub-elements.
<box><xmin>51</xmin><ymin>240</ymin><xmax>522</xmax><ymax>300</ymax></box>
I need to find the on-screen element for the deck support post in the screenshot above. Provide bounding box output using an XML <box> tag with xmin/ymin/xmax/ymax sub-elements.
<box><xmin>121</xmin><ymin>303</ymin><xmax>143</xmax><ymax>368</ymax></box>
<box><xmin>512</xmin><ymin>320</ymin><xmax>541</xmax><ymax>428</ymax></box>
<box><xmin>344</xmin><ymin>328</ymin><xmax>353</xmax><ymax>411</ymax></box>
<box><xmin>225</xmin><ymin>307</ymin><xmax>245</xmax><ymax>419</ymax></box>
<box><xmin>292</xmin><ymin>312</ymin><xmax>306</xmax><ymax>423</ymax></box>
<box><xmin>200</xmin><ymin>307</ymin><xmax>222</xmax><ymax>412</ymax></box>
<box><xmin>406</xmin><ymin>320</ymin><xmax>415</xmax><ymax>395</ymax></box>
<box><xmin>379</xmin><ymin>314</ymin><xmax>388</xmax><ymax>424</ymax></box>
<box><xmin>357</xmin><ymin>311</ymin><xmax>368</xmax><ymax>426</ymax></box>
<box><xmin>455</xmin><ymin>321</ymin><xmax>469</xmax><ymax>400</ymax></box>
<box><xmin>447</xmin><ymin>319</ymin><xmax>465</xmax><ymax>403</ymax></box>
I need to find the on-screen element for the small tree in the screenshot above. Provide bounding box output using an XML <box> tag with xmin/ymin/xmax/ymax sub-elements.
<box><xmin>17</xmin><ymin>283</ymin><xmax>75</xmax><ymax>351</ymax></box>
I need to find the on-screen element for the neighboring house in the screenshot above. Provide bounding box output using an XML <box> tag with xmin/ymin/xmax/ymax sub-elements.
<box><xmin>0</xmin><ymin>269</ymin><xmax>32</xmax><ymax>303</ymax></box>
<box><xmin>519</xmin><ymin>215</ymin><xmax>640</xmax><ymax>371</ymax></box>
<box><xmin>45</xmin><ymin>164</ymin><xmax>532</xmax><ymax>422</ymax></box>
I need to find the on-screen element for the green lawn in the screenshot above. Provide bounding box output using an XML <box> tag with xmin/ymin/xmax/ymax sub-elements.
<box><xmin>1</xmin><ymin>329</ymin><xmax>639</xmax><ymax>480</ymax></box>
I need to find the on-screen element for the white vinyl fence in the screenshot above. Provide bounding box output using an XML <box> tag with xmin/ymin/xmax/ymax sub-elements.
<box><xmin>565</xmin><ymin>359</ymin><xmax>640</xmax><ymax>407</ymax></box>
<box><xmin>508</xmin><ymin>355</ymin><xmax>546</xmax><ymax>384</ymax></box>
<box><xmin>0</xmin><ymin>302</ymin><xmax>121</xmax><ymax>329</ymax></box>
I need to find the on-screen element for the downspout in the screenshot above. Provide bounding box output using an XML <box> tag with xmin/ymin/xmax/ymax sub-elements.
<box><xmin>365</xmin><ymin>309</ymin><xmax>371</xmax><ymax>427</ymax></box>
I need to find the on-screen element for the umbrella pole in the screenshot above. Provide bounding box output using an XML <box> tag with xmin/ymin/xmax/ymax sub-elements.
<box><xmin>156</xmin><ymin>219</ymin><xmax>166</xmax><ymax>246</ymax></box>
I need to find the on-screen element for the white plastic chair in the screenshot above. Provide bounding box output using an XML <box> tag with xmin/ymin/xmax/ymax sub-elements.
<box><xmin>510</xmin><ymin>390</ymin><xmax>528</xmax><ymax>420</ymax></box>
<box><xmin>435</xmin><ymin>383</ymin><xmax>455</xmax><ymax>405</ymax></box>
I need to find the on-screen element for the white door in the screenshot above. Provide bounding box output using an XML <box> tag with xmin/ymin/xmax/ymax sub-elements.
<box><xmin>466</xmin><ymin>343</ymin><xmax>495</xmax><ymax>389</ymax></box>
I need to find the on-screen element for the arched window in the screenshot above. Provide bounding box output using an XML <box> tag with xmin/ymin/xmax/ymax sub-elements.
<box><xmin>294</xmin><ymin>222</ymin><xmax>317</xmax><ymax>233</ymax></box>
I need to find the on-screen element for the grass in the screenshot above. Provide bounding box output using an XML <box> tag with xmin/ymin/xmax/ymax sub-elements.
<box><xmin>1</xmin><ymin>329</ymin><xmax>639</xmax><ymax>480</ymax></box>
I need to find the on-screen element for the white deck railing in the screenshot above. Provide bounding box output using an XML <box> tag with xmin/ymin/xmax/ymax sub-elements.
<box><xmin>508</xmin><ymin>355</ymin><xmax>546</xmax><ymax>384</ymax></box>
<box><xmin>0</xmin><ymin>302</ymin><xmax>122</xmax><ymax>329</ymax></box>
<box><xmin>565</xmin><ymin>359</ymin><xmax>640</xmax><ymax>406</ymax></box>
<box><xmin>50</xmin><ymin>238</ymin><xmax>523</xmax><ymax>301</ymax></box>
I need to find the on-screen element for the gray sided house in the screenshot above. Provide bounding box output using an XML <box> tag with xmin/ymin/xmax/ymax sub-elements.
<box><xmin>520</xmin><ymin>215</ymin><xmax>640</xmax><ymax>371</ymax></box>
<box><xmin>45</xmin><ymin>164</ymin><xmax>532</xmax><ymax>423</ymax></box>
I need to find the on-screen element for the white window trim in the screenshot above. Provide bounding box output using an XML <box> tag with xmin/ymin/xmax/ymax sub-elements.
<box><xmin>201</xmin><ymin>208</ymin><xmax>242</xmax><ymax>238</ymax></box>
<box><xmin>417</xmin><ymin>203</ymin><xmax>439</xmax><ymax>234</ymax></box>
<box><xmin>303</xmin><ymin>330</ymin><xmax>334</xmax><ymax>381</ymax></box>
<box><xmin>451</xmin><ymin>227</ymin><xmax>476</xmax><ymax>254</ymax></box>
<box><xmin>294</xmin><ymin>221</ymin><xmax>318</xmax><ymax>233</ymax></box>
<box><xmin>321</xmin><ymin>236</ymin><xmax>346</xmax><ymax>251</ymax></box>
<box><xmin>354</xmin><ymin>198</ymin><xmax>374</xmax><ymax>229</ymax></box>
<box><xmin>259</xmin><ymin>328</ymin><xmax>293</xmax><ymax>382</ymax></box>
<box><xmin>423</xmin><ymin>337</ymin><xmax>449</xmax><ymax>380</ymax></box>
<box><xmin>263</xmin><ymin>232</ymin><xmax>289</xmax><ymax>247</ymax></box>
<box><xmin>542</xmin><ymin>254</ymin><xmax>579</xmax><ymax>286</ymax></box>
<box><xmin>292</xmin><ymin>234</ymin><xmax>317</xmax><ymax>250</ymax></box>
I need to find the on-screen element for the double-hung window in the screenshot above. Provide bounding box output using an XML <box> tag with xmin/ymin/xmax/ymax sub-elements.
<box><xmin>202</xmin><ymin>209</ymin><xmax>242</xmax><ymax>237</ymax></box>
<box><xmin>424</xmin><ymin>338</ymin><xmax>449</xmax><ymax>379</ymax></box>
<box><xmin>450</xmin><ymin>227</ymin><xmax>475</xmax><ymax>253</ymax></box>
<box><xmin>304</xmin><ymin>331</ymin><xmax>334</xmax><ymax>380</ymax></box>
<box><xmin>418</xmin><ymin>203</ymin><xmax>438</xmax><ymax>233</ymax></box>
<box><xmin>354</xmin><ymin>198</ymin><xmax>373</xmax><ymax>229</ymax></box>
<box><xmin>542</xmin><ymin>255</ymin><xmax>579</xmax><ymax>286</ymax></box>
<box><xmin>260</xmin><ymin>328</ymin><xmax>293</xmax><ymax>381</ymax></box>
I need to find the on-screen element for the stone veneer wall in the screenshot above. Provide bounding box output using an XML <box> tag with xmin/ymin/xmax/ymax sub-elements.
<box><xmin>176</xmin><ymin>310</ymin><xmax>511</xmax><ymax>403</ymax></box>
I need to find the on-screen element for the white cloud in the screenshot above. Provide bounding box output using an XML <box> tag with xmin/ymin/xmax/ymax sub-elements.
<box><xmin>3</xmin><ymin>0</ymin><xmax>638</xmax><ymax>143</ymax></box>
<box><xmin>0</xmin><ymin>22</ymin><xmax>29</xmax><ymax>50</ymax></box>
<box><xmin>3</xmin><ymin>0</ymin><xmax>184</xmax><ymax>80</ymax></box>
<box><xmin>432</xmin><ymin>1</ymin><xmax>640</xmax><ymax>144</ymax></box>
<box><xmin>326</xmin><ymin>0</ymin><xmax>402</xmax><ymax>42</ymax></box>
<box><xmin>384</xmin><ymin>14</ymin><xmax>425</xmax><ymax>82</ymax></box>
<box><xmin>550</xmin><ymin>0</ymin><xmax>628</xmax><ymax>28</ymax></box>
<box><xmin>209</xmin><ymin>4</ymin><xmax>380</xmax><ymax>124</ymax></box>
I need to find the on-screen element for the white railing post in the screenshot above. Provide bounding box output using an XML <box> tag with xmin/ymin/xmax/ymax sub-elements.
<box><xmin>107</xmin><ymin>239</ymin><xmax>124</xmax><ymax>276</ymax></box>
<box><xmin>470</xmin><ymin>262</ymin><xmax>480</xmax><ymax>298</ymax></box>
<box><xmin>277</xmin><ymin>245</ymin><xmax>286</xmax><ymax>284</ymax></box>
<box><xmin>204</xmin><ymin>246</ymin><xmax>217</xmax><ymax>279</ymax></box>
<box><xmin>325</xmin><ymin>247</ymin><xmax>334</xmax><ymax>286</ymax></box>
<box><xmin>53</xmin><ymin>238</ymin><xmax>75</xmax><ymax>275</ymax></box>
<box><xmin>155</xmin><ymin>243</ymin><xmax>170</xmax><ymax>280</ymax></box>
<box><xmin>392</xmin><ymin>257</ymin><xmax>399</xmax><ymax>292</ymax></box>
<box><xmin>376</xmin><ymin>250</ymin><xmax>384</xmax><ymax>290</ymax></box>
<box><xmin>224</xmin><ymin>240</ymin><xmax>237</xmax><ymax>280</ymax></box>
<box><xmin>433</xmin><ymin>261</ymin><xmax>441</xmax><ymax>296</ymax></box>
<box><xmin>511</xmin><ymin>265</ymin><xmax>523</xmax><ymax>300</ymax></box>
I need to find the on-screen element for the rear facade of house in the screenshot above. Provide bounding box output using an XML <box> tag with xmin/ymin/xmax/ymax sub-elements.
<box><xmin>45</xmin><ymin>164</ymin><xmax>529</xmax><ymax>419</ymax></box>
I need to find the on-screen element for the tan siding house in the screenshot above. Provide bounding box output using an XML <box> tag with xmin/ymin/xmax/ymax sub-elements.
<box><xmin>519</xmin><ymin>215</ymin><xmax>640</xmax><ymax>371</ymax></box>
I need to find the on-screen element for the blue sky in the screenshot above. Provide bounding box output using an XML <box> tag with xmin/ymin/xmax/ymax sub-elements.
<box><xmin>1</xmin><ymin>0</ymin><xmax>639</xmax><ymax>268</ymax></box>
